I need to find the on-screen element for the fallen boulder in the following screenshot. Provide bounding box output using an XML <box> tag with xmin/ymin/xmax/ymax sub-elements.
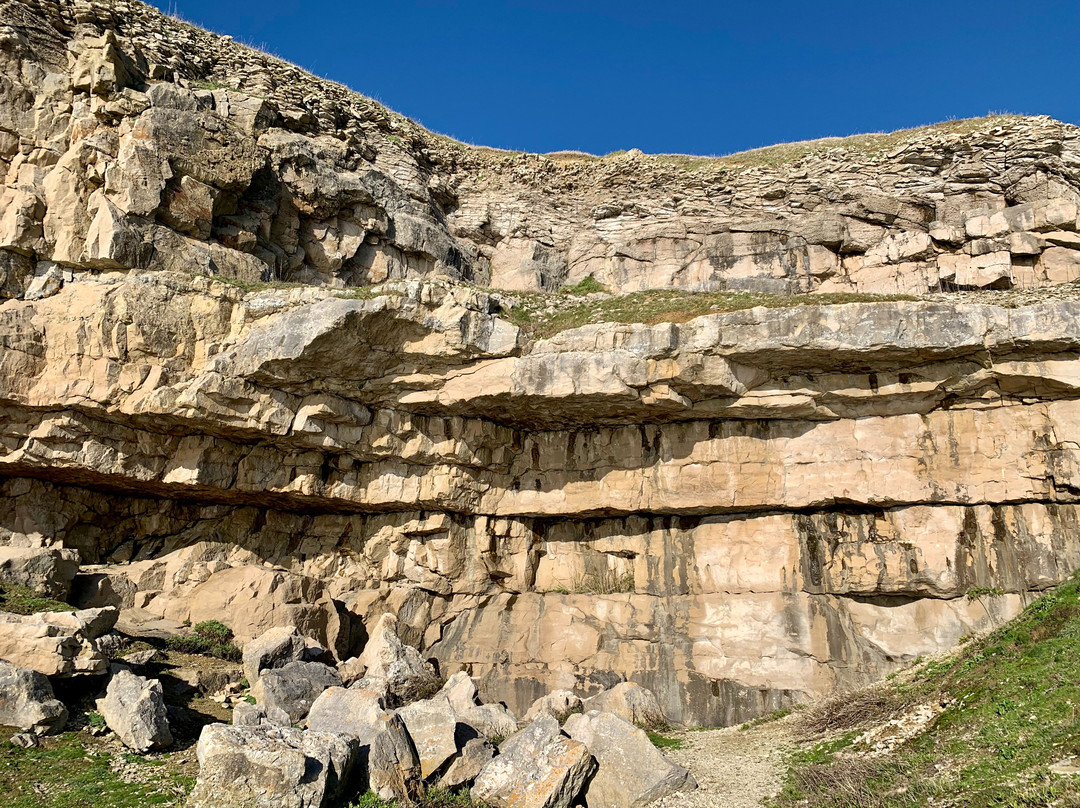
<box><xmin>96</xmin><ymin>669</ymin><xmax>173</xmax><ymax>752</ymax></box>
<box><xmin>582</xmin><ymin>682</ymin><xmax>667</xmax><ymax>729</ymax></box>
<box><xmin>398</xmin><ymin>693</ymin><xmax>475</xmax><ymax>780</ymax></box>
<box><xmin>472</xmin><ymin>714</ymin><xmax>595</xmax><ymax>808</ymax></box>
<box><xmin>0</xmin><ymin>606</ymin><xmax>116</xmax><ymax>676</ymax></box>
<box><xmin>187</xmin><ymin>724</ymin><xmax>356</xmax><ymax>808</ymax></box>
<box><xmin>357</xmin><ymin>613</ymin><xmax>439</xmax><ymax>706</ymax></box>
<box><xmin>307</xmin><ymin>685</ymin><xmax>423</xmax><ymax>804</ymax></box>
<box><xmin>0</xmin><ymin>659</ymin><xmax>68</xmax><ymax>734</ymax></box>
<box><xmin>243</xmin><ymin>626</ymin><xmax>307</xmax><ymax>685</ymax></box>
<box><xmin>252</xmin><ymin>660</ymin><xmax>342</xmax><ymax>723</ymax></box>
<box><xmin>459</xmin><ymin>703</ymin><xmax>519</xmax><ymax>743</ymax></box>
<box><xmin>440</xmin><ymin>737</ymin><xmax>495</xmax><ymax>790</ymax></box>
<box><xmin>564</xmin><ymin>711</ymin><xmax>696</xmax><ymax>808</ymax></box>
<box><xmin>0</xmin><ymin>546</ymin><xmax>80</xmax><ymax>599</ymax></box>
<box><xmin>523</xmin><ymin>690</ymin><xmax>584</xmax><ymax>724</ymax></box>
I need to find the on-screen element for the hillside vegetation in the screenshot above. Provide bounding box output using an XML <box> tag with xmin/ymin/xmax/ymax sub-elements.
<box><xmin>773</xmin><ymin>575</ymin><xmax>1080</xmax><ymax>808</ymax></box>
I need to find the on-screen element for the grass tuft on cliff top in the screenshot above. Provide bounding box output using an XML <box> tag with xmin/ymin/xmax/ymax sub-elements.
<box><xmin>0</xmin><ymin>581</ymin><xmax>76</xmax><ymax>615</ymax></box>
<box><xmin>771</xmin><ymin>573</ymin><xmax>1080</xmax><ymax>808</ymax></box>
<box><xmin>503</xmin><ymin>288</ymin><xmax>917</xmax><ymax>340</ymax></box>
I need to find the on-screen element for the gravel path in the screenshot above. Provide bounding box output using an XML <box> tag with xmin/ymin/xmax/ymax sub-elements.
<box><xmin>654</xmin><ymin>719</ymin><xmax>795</xmax><ymax>808</ymax></box>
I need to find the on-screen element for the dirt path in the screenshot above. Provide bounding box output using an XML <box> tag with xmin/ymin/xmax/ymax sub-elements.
<box><xmin>654</xmin><ymin>719</ymin><xmax>795</xmax><ymax>808</ymax></box>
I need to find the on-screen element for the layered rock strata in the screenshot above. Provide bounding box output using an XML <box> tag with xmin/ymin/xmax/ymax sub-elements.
<box><xmin>3</xmin><ymin>0</ymin><xmax>1080</xmax><ymax>726</ymax></box>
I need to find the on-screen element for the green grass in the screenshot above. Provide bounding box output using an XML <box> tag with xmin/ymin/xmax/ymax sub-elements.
<box><xmin>739</xmin><ymin>708</ymin><xmax>794</xmax><ymax>732</ymax></box>
<box><xmin>0</xmin><ymin>582</ymin><xmax>75</xmax><ymax>615</ymax></box>
<box><xmin>647</xmin><ymin>730</ymin><xmax>686</xmax><ymax>751</ymax></box>
<box><xmin>166</xmin><ymin>620</ymin><xmax>242</xmax><ymax>663</ymax></box>
<box><xmin>772</xmin><ymin>573</ymin><xmax>1080</xmax><ymax>808</ymax></box>
<box><xmin>502</xmin><ymin>288</ymin><xmax>917</xmax><ymax>340</ymax></box>
<box><xmin>0</xmin><ymin>734</ymin><xmax>194</xmax><ymax>807</ymax></box>
<box><xmin>561</xmin><ymin>275</ymin><xmax>608</xmax><ymax>296</ymax></box>
<box><xmin>346</xmin><ymin>787</ymin><xmax>487</xmax><ymax>808</ymax></box>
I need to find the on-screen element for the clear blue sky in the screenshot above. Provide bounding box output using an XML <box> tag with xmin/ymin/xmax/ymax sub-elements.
<box><xmin>153</xmin><ymin>0</ymin><xmax>1079</xmax><ymax>156</ymax></box>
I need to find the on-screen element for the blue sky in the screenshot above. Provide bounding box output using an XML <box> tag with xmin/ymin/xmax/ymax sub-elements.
<box><xmin>153</xmin><ymin>0</ymin><xmax>1080</xmax><ymax>157</ymax></box>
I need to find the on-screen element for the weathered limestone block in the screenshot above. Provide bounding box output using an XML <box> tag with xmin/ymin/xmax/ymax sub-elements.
<box><xmin>188</xmin><ymin>724</ymin><xmax>356</xmax><ymax>808</ymax></box>
<box><xmin>357</xmin><ymin>613</ymin><xmax>440</xmax><ymax>706</ymax></box>
<box><xmin>251</xmin><ymin>660</ymin><xmax>342</xmax><ymax>723</ymax></box>
<box><xmin>0</xmin><ymin>546</ymin><xmax>80</xmax><ymax>599</ymax></box>
<box><xmin>0</xmin><ymin>607</ymin><xmax>116</xmax><ymax>676</ymax></box>
<box><xmin>0</xmin><ymin>660</ymin><xmax>68</xmax><ymax>735</ymax></box>
<box><xmin>564</xmin><ymin>711</ymin><xmax>696</xmax><ymax>808</ymax></box>
<box><xmin>243</xmin><ymin>626</ymin><xmax>308</xmax><ymax>689</ymax></box>
<box><xmin>582</xmin><ymin>683</ymin><xmax>666</xmax><ymax>728</ymax></box>
<box><xmin>472</xmin><ymin>714</ymin><xmax>596</xmax><ymax>808</ymax></box>
<box><xmin>96</xmin><ymin>669</ymin><xmax>173</xmax><ymax>752</ymax></box>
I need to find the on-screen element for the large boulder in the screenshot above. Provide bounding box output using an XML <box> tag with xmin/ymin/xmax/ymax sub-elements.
<box><xmin>563</xmin><ymin>711</ymin><xmax>696</xmax><ymax>808</ymax></box>
<box><xmin>251</xmin><ymin>660</ymin><xmax>342</xmax><ymax>723</ymax></box>
<box><xmin>243</xmin><ymin>626</ymin><xmax>307</xmax><ymax>685</ymax></box>
<box><xmin>582</xmin><ymin>683</ymin><xmax>667</xmax><ymax>729</ymax></box>
<box><xmin>307</xmin><ymin>686</ymin><xmax>423</xmax><ymax>804</ymax></box>
<box><xmin>0</xmin><ymin>547</ymin><xmax>80</xmax><ymax>599</ymax></box>
<box><xmin>187</xmin><ymin>724</ymin><xmax>356</xmax><ymax>808</ymax></box>
<box><xmin>0</xmin><ymin>659</ymin><xmax>68</xmax><ymax>734</ymax></box>
<box><xmin>460</xmin><ymin>702</ymin><xmax>519</xmax><ymax>743</ymax></box>
<box><xmin>96</xmin><ymin>669</ymin><xmax>173</xmax><ymax>752</ymax></box>
<box><xmin>523</xmin><ymin>690</ymin><xmax>584</xmax><ymax>724</ymax></box>
<box><xmin>357</xmin><ymin>613</ymin><xmax>440</xmax><ymax>707</ymax></box>
<box><xmin>0</xmin><ymin>606</ymin><xmax>116</xmax><ymax>676</ymax></box>
<box><xmin>472</xmin><ymin>714</ymin><xmax>596</xmax><ymax>808</ymax></box>
<box><xmin>398</xmin><ymin>693</ymin><xmax>476</xmax><ymax>780</ymax></box>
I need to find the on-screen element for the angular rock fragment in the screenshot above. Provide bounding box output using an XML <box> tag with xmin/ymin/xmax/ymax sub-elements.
<box><xmin>439</xmin><ymin>737</ymin><xmax>496</xmax><ymax>790</ymax></box>
<box><xmin>243</xmin><ymin>625</ymin><xmax>307</xmax><ymax>685</ymax></box>
<box><xmin>0</xmin><ymin>547</ymin><xmax>80</xmax><ymax>599</ymax></box>
<box><xmin>583</xmin><ymin>682</ymin><xmax>667</xmax><ymax>728</ymax></box>
<box><xmin>96</xmin><ymin>669</ymin><xmax>173</xmax><ymax>752</ymax></box>
<box><xmin>0</xmin><ymin>659</ymin><xmax>68</xmax><ymax>735</ymax></box>
<box><xmin>187</xmin><ymin>724</ymin><xmax>356</xmax><ymax>808</ymax></box>
<box><xmin>564</xmin><ymin>711</ymin><xmax>696</xmax><ymax>808</ymax></box>
<box><xmin>357</xmin><ymin>613</ymin><xmax>440</xmax><ymax>706</ymax></box>
<box><xmin>459</xmin><ymin>703</ymin><xmax>519</xmax><ymax>743</ymax></box>
<box><xmin>0</xmin><ymin>607</ymin><xmax>116</xmax><ymax>676</ymax></box>
<box><xmin>472</xmin><ymin>714</ymin><xmax>596</xmax><ymax>808</ymax></box>
<box><xmin>251</xmin><ymin>660</ymin><xmax>342</xmax><ymax>723</ymax></box>
<box><xmin>398</xmin><ymin>693</ymin><xmax>475</xmax><ymax>780</ymax></box>
<box><xmin>307</xmin><ymin>686</ymin><xmax>423</xmax><ymax>803</ymax></box>
<box><xmin>523</xmin><ymin>690</ymin><xmax>584</xmax><ymax>723</ymax></box>
<box><xmin>232</xmin><ymin>700</ymin><xmax>291</xmax><ymax>728</ymax></box>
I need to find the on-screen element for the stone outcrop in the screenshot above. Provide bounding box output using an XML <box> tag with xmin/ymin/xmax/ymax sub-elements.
<box><xmin>251</xmin><ymin>660</ymin><xmax>342</xmax><ymax>723</ymax></box>
<box><xmin>4</xmin><ymin>0</ymin><xmax>1080</xmax><ymax>730</ymax></box>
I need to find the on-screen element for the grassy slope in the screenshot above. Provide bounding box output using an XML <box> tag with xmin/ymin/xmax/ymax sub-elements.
<box><xmin>773</xmin><ymin>575</ymin><xmax>1080</xmax><ymax>808</ymax></box>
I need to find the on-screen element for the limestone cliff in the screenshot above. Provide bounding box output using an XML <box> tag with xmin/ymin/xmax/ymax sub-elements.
<box><xmin>3</xmin><ymin>0</ymin><xmax>1080</xmax><ymax>726</ymax></box>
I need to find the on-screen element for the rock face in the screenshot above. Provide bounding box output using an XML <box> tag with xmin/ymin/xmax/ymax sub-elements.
<box><xmin>4</xmin><ymin>0</ymin><xmax>1080</xmax><ymax>728</ymax></box>
<box><xmin>0</xmin><ymin>659</ymin><xmax>68</xmax><ymax>734</ymax></box>
<box><xmin>188</xmin><ymin>724</ymin><xmax>356</xmax><ymax>808</ymax></box>
<box><xmin>96</xmin><ymin>669</ymin><xmax>172</xmax><ymax>751</ymax></box>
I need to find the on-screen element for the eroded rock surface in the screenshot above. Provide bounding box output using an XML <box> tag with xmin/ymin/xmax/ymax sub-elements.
<box><xmin>3</xmin><ymin>0</ymin><xmax>1080</xmax><ymax>729</ymax></box>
